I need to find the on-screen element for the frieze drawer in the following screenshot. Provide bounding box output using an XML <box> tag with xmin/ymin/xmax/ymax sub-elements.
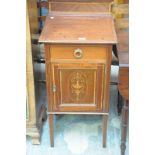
<box><xmin>48</xmin><ymin>44</ymin><xmax>109</xmax><ymax>61</ymax></box>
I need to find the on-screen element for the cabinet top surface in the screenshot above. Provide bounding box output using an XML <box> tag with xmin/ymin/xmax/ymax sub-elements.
<box><xmin>39</xmin><ymin>14</ymin><xmax>117</xmax><ymax>44</ymax></box>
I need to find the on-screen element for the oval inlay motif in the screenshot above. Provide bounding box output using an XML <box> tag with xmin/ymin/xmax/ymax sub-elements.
<box><xmin>70</xmin><ymin>72</ymin><xmax>86</xmax><ymax>102</ymax></box>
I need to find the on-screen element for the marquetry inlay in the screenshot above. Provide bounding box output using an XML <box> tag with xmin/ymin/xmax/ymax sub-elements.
<box><xmin>70</xmin><ymin>72</ymin><xmax>86</xmax><ymax>102</ymax></box>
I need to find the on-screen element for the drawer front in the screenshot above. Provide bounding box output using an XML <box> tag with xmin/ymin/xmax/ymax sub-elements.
<box><xmin>48</xmin><ymin>63</ymin><xmax>106</xmax><ymax>112</ymax></box>
<box><xmin>49</xmin><ymin>45</ymin><xmax>108</xmax><ymax>61</ymax></box>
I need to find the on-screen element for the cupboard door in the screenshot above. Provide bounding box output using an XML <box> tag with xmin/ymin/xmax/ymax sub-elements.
<box><xmin>49</xmin><ymin>63</ymin><xmax>105</xmax><ymax>112</ymax></box>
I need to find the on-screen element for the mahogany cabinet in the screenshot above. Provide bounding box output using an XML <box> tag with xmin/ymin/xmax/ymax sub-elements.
<box><xmin>39</xmin><ymin>8</ymin><xmax>117</xmax><ymax>147</ymax></box>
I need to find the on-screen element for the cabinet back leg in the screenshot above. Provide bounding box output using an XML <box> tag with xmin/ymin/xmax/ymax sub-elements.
<box><xmin>49</xmin><ymin>114</ymin><xmax>54</xmax><ymax>147</ymax></box>
<box><xmin>103</xmin><ymin>115</ymin><xmax>108</xmax><ymax>148</ymax></box>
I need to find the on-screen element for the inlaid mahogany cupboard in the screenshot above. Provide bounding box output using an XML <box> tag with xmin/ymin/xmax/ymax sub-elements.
<box><xmin>39</xmin><ymin>1</ymin><xmax>117</xmax><ymax>147</ymax></box>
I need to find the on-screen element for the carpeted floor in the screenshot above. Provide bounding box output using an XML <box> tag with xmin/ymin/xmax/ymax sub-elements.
<box><xmin>26</xmin><ymin>66</ymin><xmax>128</xmax><ymax>155</ymax></box>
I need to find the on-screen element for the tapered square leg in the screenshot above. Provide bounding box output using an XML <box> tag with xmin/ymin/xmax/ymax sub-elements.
<box><xmin>49</xmin><ymin>114</ymin><xmax>54</xmax><ymax>147</ymax></box>
<box><xmin>103</xmin><ymin>115</ymin><xmax>108</xmax><ymax>148</ymax></box>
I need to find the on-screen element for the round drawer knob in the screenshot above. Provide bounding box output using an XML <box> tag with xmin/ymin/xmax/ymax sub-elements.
<box><xmin>74</xmin><ymin>48</ymin><xmax>83</xmax><ymax>59</ymax></box>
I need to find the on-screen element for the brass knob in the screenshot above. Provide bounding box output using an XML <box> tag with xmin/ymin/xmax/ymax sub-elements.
<box><xmin>74</xmin><ymin>48</ymin><xmax>83</xmax><ymax>59</ymax></box>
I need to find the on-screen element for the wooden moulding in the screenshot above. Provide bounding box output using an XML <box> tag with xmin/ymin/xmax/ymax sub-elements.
<box><xmin>26</xmin><ymin>105</ymin><xmax>47</xmax><ymax>144</ymax></box>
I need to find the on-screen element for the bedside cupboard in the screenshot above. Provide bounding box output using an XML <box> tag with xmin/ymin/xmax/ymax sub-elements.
<box><xmin>39</xmin><ymin>2</ymin><xmax>117</xmax><ymax>147</ymax></box>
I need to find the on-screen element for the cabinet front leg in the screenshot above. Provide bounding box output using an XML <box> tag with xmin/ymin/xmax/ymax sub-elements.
<box><xmin>103</xmin><ymin>115</ymin><xmax>108</xmax><ymax>148</ymax></box>
<box><xmin>49</xmin><ymin>114</ymin><xmax>54</xmax><ymax>147</ymax></box>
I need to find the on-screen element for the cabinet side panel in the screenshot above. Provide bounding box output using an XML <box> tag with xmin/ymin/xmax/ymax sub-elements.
<box><xmin>45</xmin><ymin>45</ymin><xmax>53</xmax><ymax>112</ymax></box>
<box><xmin>103</xmin><ymin>46</ymin><xmax>112</xmax><ymax>113</ymax></box>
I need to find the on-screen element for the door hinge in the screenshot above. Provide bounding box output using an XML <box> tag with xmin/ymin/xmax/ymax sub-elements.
<box><xmin>52</xmin><ymin>84</ymin><xmax>56</xmax><ymax>92</ymax></box>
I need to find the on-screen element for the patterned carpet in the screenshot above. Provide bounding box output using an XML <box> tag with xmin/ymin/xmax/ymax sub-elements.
<box><xmin>26</xmin><ymin>66</ymin><xmax>129</xmax><ymax>155</ymax></box>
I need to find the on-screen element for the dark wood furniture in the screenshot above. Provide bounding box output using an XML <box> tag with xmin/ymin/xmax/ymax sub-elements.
<box><xmin>116</xmin><ymin>9</ymin><xmax>129</xmax><ymax>155</ymax></box>
<box><xmin>111</xmin><ymin>2</ymin><xmax>129</xmax><ymax>155</ymax></box>
<box><xmin>118</xmin><ymin>32</ymin><xmax>129</xmax><ymax>155</ymax></box>
<box><xmin>39</xmin><ymin>7</ymin><xmax>117</xmax><ymax>147</ymax></box>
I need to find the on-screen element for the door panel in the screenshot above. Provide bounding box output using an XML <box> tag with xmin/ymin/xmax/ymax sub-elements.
<box><xmin>50</xmin><ymin>63</ymin><xmax>105</xmax><ymax>112</ymax></box>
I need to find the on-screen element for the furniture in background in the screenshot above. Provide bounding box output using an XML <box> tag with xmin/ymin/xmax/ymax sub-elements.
<box><xmin>37</xmin><ymin>0</ymin><xmax>49</xmax><ymax>33</ymax></box>
<box><xmin>26</xmin><ymin>0</ymin><xmax>46</xmax><ymax>144</ymax></box>
<box><xmin>110</xmin><ymin>2</ymin><xmax>128</xmax><ymax>114</ymax></box>
<box><xmin>114</xmin><ymin>0</ymin><xmax>128</xmax><ymax>4</ymax></box>
<box><xmin>117</xmin><ymin>26</ymin><xmax>129</xmax><ymax>155</ymax></box>
<box><xmin>111</xmin><ymin>2</ymin><xmax>129</xmax><ymax>155</ymax></box>
<box><xmin>119</xmin><ymin>64</ymin><xmax>129</xmax><ymax>155</ymax></box>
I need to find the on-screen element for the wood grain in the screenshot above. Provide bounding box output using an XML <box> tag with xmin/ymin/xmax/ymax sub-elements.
<box><xmin>49</xmin><ymin>44</ymin><xmax>108</xmax><ymax>60</ymax></box>
<box><xmin>117</xmin><ymin>30</ymin><xmax>129</xmax><ymax>67</ymax></box>
<box><xmin>49</xmin><ymin>2</ymin><xmax>111</xmax><ymax>14</ymax></box>
<box><xmin>118</xmin><ymin>67</ymin><xmax>129</xmax><ymax>100</ymax></box>
<box><xmin>26</xmin><ymin>3</ymin><xmax>36</xmax><ymax>126</ymax></box>
<box><xmin>50</xmin><ymin>0</ymin><xmax>113</xmax><ymax>2</ymax></box>
<box><xmin>51</xmin><ymin>63</ymin><xmax>105</xmax><ymax>112</ymax></box>
<box><xmin>39</xmin><ymin>15</ymin><xmax>117</xmax><ymax>44</ymax></box>
<box><xmin>26</xmin><ymin>0</ymin><xmax>47</xmax><ymax>145</ymax></box>
<box><xmin>111</xmin><ymin>3</ymin><xmax>129</xmax><ymax>155</ymax></box>
<box><xmin>27</xmin><ymin>0</ymin><xmax>39</xmax><ymax>34</ymax></box>
<box><xmin>111</xmin><ymin>3</ymin><xmax>129</xmax><ymax>99</ymax></box>
<box><xmin>111</xmin><ymin>3</ymin><xmax>128</xmax><ymax>15</ymax></box>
